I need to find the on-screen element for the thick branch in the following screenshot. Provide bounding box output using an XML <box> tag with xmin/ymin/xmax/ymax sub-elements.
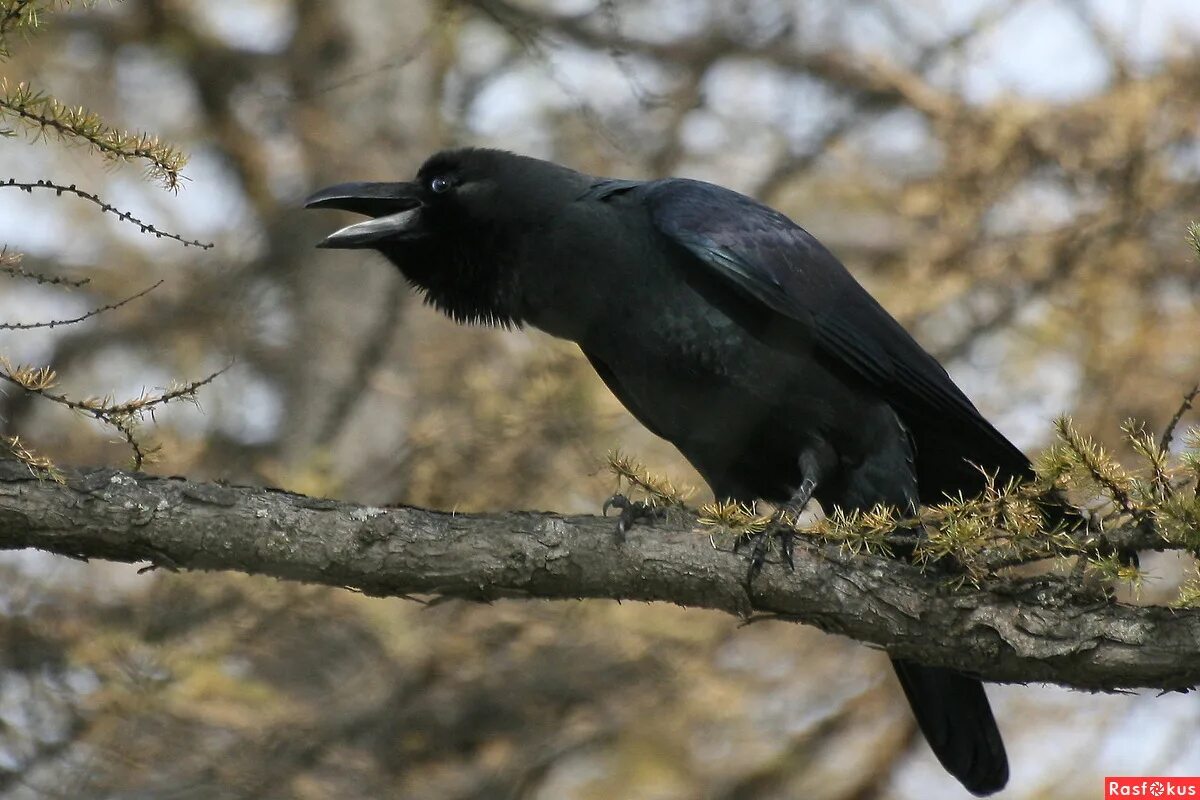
<box><xmin>1</xmin><ymin>459</ymin><xmax>1197</xmax><ymax>692</ymax></box>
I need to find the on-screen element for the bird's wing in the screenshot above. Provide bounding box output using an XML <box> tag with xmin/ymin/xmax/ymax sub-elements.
<box><xmin>580</xmin><ymin>349</ymin><xmax>670</xmax><ymax>441</ymax></box>
<box><xmin>641</xmin><ymin>178</ymin><xmax>1031</xmax><ymax>491</ymax></box>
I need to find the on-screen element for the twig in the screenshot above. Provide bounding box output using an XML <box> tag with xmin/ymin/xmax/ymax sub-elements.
<box><xmin>0</xmin><ymin>364</ymin><xmax>229</xmax><ymax>468</ymax></box>
<box><xmin>0</xmin><ymin>280</ymin><xmax>163</xmax><ymax>330</ymax></box>
<box><xmin>1159</xmin><ymin>383</ymin><xmax>1200</xmax><ymax>454</ymax></box>
<box><xmin>0</xmin><ymin>79</ymin><xmax>187</xmax><ymax>189</ymax></box>
<box><xmin>0</xmin><ymin>260</ymin><xmax>90</xmax><ymax>288</ymax></box>
<box><xmin>0</xmin><ymin>179</ymin><xmax>214</xmax><ymax>248</ymax></box>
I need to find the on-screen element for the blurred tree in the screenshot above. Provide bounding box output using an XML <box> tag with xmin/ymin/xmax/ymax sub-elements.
<box><xmin>2</xmin><ymin>2</ymin><xmax>1200</xmax><ymax>799</ymax></box>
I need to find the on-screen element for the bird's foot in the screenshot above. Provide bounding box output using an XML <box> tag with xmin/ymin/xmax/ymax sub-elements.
<box><xmin>736</xmin><ymin>473</ymin><xmax>816</xmax><ymax>583</ymax></box>
<box><xmin>733</xmin><ymin>513</ymin><xmax>797</xmax><ymax>585</ymax></box>
<box><xmin>602</xmin><ymin>494</ymin><xmax>663</xmax><ymax>542</ymax></box>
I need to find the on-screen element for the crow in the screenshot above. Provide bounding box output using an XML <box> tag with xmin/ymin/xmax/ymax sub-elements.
<box><xmin>306</xmin><ymin>147</ymin><xmax>1030</xmax><ymax>795</ymax></box>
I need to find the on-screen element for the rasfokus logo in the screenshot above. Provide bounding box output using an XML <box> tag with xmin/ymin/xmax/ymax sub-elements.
<box><xmin>1106</xmin><ymin>777</ymin><xmax>1200</xmax><ymax>798</ymax></box>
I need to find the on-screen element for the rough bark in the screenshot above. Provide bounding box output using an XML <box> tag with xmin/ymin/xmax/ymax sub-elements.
<box><xmin>1</xmin><ymin>459</ymin><xmax>1197</xmax><ymax>692</ymax></box>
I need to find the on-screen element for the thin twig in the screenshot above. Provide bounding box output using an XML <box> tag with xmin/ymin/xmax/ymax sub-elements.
<box><xmin>0</xmin><ymin>179</ymin><xmax>214</xmax><ymax>248</ymax></box>
<box><xmin>0</xmin><ymin>261</ymin><xmax>90</xmax><ymax>287</ymax></box>
<box><xmin>1159</xmin><ymin>382</ymin><xmax>1200</xmax><ymax>454</ymax></box>
<box><xmin>0</xmin><ymin>365</ymin><xmax>229</xmax><ymax>468</ymax></box>
<box><xmin>0</xmin><ymin>80</ymin><xmax>187</xmax><ymax>189</ymax></box>
<box><xmin>0</xmin><ymin>280</ymin><xmax>163</xmax><ymax>330</ymax></box>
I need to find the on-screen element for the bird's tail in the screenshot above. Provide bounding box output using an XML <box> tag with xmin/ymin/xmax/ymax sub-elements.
<box><xmin>891</xmin><ymin>658</ymin><xmax>1009</xmax><ymax>796</ymax></box>
<box><xmin>1037</xmin><ymin>487</ymin><xmax>1087</xmax><ymax>533</ymax></box>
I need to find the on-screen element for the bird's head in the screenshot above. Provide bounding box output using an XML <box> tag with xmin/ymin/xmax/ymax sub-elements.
<box><xmin>305</xmin><ymin>147</ymin><xmax>588</xmax><ymax>327</ymax></box>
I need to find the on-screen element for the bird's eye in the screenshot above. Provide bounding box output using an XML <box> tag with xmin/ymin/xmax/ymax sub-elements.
<box><xmin>430</xmin><ymin>176</ymin><xmax>452</xmax><ymax>194</ymax></box>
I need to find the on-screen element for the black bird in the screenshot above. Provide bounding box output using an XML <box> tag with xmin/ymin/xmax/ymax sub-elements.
<box><xmin>306</xmin><ymin>148</ymin><xmax>1025</xmax><ymax>795</ymax></box>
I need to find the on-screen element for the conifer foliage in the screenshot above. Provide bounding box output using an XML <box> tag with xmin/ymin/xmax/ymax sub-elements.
<box><xmin>0</xmin><ymin>0</ymin><xmax>215</xmax><ymax>475</ymax></box>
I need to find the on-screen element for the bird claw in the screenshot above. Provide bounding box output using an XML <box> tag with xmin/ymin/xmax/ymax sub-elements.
<box><xmin>733</xmin><ymin>513</ymin><xmax>797</xmax><ymax>586</ymax></box>
<box><xmin>602</xmin><ymin>493</ymin><xmax>661</xmax><ymax>542</ymax></box>
<box><xmin>737</xmin><ymin>475</ymin><xmax>813</xmax><ymax>583</ymax></box>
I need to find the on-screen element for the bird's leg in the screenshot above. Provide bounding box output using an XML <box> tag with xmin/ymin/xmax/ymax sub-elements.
<box><xmin>735</xmin><ymin>452</ymin><xmax>824</xmax><ymax>582</ymax></box>
<box><xmin>732</xmin><ymin>529</ymin><xmax>768</xmax><ymax>577</ymax></box>
<box><xmin>602</xmin><ymin>494</ymin><xmax>663</xmax><ymax>543</ymax></box>
<box><xmin>773</xmin><ymin>475</ymin><xmax>818</xmax><ymax>569</ymax></box>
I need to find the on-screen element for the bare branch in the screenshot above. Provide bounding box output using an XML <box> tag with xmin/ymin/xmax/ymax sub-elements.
<box><xmin>2</xmin><ymin>459</ymin><xmax>1199</xmax><ymax>692</ymax></box>
<box><xmin>0</xmin><ymin>279</ymin><xmax>162</xmax><ymax>330</ymax></box>
<box><xmin>1160</xmin><ymin>383</ymin><xmax>1200</xmax><ymax>454</ymax></box>
<box><xmin>0</xmin><ymin>179</ymin><xmax>215</xmax><ymax>248</ymax></box>
<box><xmin>0</xmin><ymin>247</ymin><xmax>90</xmax><ymax>286</ymax></box>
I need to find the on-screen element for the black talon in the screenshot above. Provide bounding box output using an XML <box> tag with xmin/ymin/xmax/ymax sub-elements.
<box><xmin>779</xmin><ymin>528</ymin><xmax>795</xmax><ymax>570</ymax></box>
<box><xmin>748</xmin><ymin>532</ymin><xmax>771</xmax><ymax>583</ymax></box>
<box><xmin>735</xmin><ymin>464</ymin><xmax>819</xmax><ymax>584</ymax></box>
<box><xmin>601</xmin><ymin>493</ymin><xmax>623</xmax><ymax>518</ymax></box>
<box><xmin>602</xmin><ymin>493</ymin><xmax>659</xmax><ymax>542</ymax></box>
<box><xmin>734</xmin><ymin>518</ymin><xmax>797</xmax><ymax>587</ymax></box>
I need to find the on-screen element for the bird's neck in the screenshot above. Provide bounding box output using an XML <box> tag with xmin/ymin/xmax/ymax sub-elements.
<box><xmin>386</xmin><ymin>232</ymin><xmax>524</xmax><ymax>329</ymax></box>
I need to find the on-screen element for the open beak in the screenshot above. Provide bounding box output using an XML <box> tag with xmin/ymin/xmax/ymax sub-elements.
<box><xmin>304</xmin><ymin>181</ymin><xmax>426</xmax><ymax>249</ymax></box>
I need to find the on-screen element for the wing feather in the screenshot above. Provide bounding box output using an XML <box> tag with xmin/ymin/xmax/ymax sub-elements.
<box><xmin>642</xmin><ymin>178</ymin><xmax>1031</xmax><ymax>496</ymax></box>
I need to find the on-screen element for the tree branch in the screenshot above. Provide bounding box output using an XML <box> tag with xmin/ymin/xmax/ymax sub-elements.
<box><xmin>2</xmin><ymin>459</ymin><xmax>1198</xmax><ymax>693</ymax></box>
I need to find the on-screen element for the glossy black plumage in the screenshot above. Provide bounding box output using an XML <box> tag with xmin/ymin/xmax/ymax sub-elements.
<box><xmin>640</xmin><ymin>178</ymin><xmax>1032</xmax><ymax>506</ymax></box>
<box><xmin>306</xmin><ymin>148</ymin><xmax>1021</xmax><ymax>794</ymax></box>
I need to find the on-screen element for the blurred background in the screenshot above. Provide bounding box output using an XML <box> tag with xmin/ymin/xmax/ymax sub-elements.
<box><xmin>2</xmin><ymin>0</ymin><xmax>1200</xmax><ymax>797</ymax></box>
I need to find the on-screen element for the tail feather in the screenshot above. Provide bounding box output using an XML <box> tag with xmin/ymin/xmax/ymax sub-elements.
<box><xmin>914</xmin><ymin>430</ymin><xmax>1085</xmax><ymax>535</ymax></box>
<box><xmin>891</xmin><ymin>658</ymin><xmax>1008</xmax><ymax>796</ymax></box>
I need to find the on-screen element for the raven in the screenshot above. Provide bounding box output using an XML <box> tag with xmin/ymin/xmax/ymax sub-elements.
<box><xmin>307</xmin><ymin>147</ymin><xmax>1026</xmax><ymax>795</ymax></box>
